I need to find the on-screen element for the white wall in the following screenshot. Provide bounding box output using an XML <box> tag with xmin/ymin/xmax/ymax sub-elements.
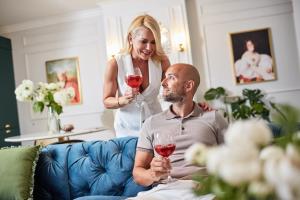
<box><xmin>2</xmin><ymin>9</ymin><xmax>115</xmax><ymax>142</ymax></box>
<box><xmin>292</xmin><ymin>0</ymin><xmax>300</xmax><ymax>66</ymax></box>
<box><xmin>1</xmin><ymin>0</ymin><xmax>300</xmax><ymax>141</ymax></box>
<box><xmin>187</xmin><ymin>0</ymin><xmax>300</xmax><ymax>108</ymax></box>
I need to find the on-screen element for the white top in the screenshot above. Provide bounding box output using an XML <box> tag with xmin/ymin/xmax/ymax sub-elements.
<box><xmin>114</xmin><ymin>53</ymin><xmax>162</xmax><ymax>137</ymax></box>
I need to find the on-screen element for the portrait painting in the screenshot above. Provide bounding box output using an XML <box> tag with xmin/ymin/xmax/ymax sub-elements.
<box><xmin>229</xmin><ymin>28</ymin><xmax>276</xmax><ymax>85</ymax></box>
<box><xmin>45</xmin><ymin>57</ymin><xmax>82</xmax><ymax>104</ymax></box>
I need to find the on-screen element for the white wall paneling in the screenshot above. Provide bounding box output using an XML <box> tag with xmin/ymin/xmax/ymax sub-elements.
<box><xmin>193</xmin><ymin>0</ymin><xmax>300</xmax><ymax>108</ymax></box>
<box><xmin>99</xmin><ymin>0</ymin><xmax>192</xmax><ymax>64</ymax></box>
<box><xmin>292</xmin><ymin>0</ymin><xmax>300</xmax><ymax>68</ymax></box>
<box><xmin>6</xmin><ymin>13</ymin><xmax>113</xmax><ymax>140</ymax></box>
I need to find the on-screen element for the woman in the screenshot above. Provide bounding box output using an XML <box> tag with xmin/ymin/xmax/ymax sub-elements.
<box><xmin>103</xmin><ymin>14</ymin><xmax>170</xmax><ymax>137</ymax></box>
<box><xmin>235</xmin><ymin>39</ymin><xmax>274</xmax><ymax>83</ymax></box>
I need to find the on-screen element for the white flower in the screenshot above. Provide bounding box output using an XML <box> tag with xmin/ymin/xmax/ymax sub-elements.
<box><xmin>14</xmin><ymin>80</ymin><xmax>34</xmax><ymax>101</ymax></box>
<box><xmin>286</xmin><ymin>144</ymin><xmax>300</xmax><ymax>166</ymax></box>
<box><xmin>264</xmin><ymin>153</ymin><xmax>300</xmax><ymax>200</ymax></box>
<box><xmin>53</xmin><ymin>88</ymin><xmax>75</xmax><ymax>106</ymax></box>
<box><xmin>15</xmin><ymin>79</ymin><xmax>75</xmax><ymax>115</ymax></box>
<box><xmin>260</xmin><ymin>145</ymin><xmax>284</xmax><ymax>162</ymax></box>
<box><xmin>225</xmin><ymin>119</ymin><xmax>273</xmax><ymax>147</ymax></box>
<box><xmin>219</xmin><ymin>159</ymin><xmax>261</xmax><ymax>186</ymax></box>
<box><xmin>206</xmin><ymin>146</ymin><xmax>227</xmax><ymax>174</ymax></box>
<box><xmin>46</xmin><ymin>82</ymin><xmax>61</xmax><ymax>91</ymax></box>
<box><xmin>248</xmin><ymin>181</ymin><xmax>274</xmax><ymax>198</ymax></box>
<box><xmin>185</xmin><ymin>143</ymin><xmax>208</xmax><ymax>165</ymax></box>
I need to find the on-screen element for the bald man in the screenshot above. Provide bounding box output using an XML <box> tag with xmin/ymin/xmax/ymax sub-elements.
<box><xmin>131</xmin><ymin>63</ymin><xmax>228</xmax><ymax>193</ymax></box>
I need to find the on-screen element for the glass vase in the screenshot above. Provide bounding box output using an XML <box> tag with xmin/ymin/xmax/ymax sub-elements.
<box><xmin>47</xmin><ymin>107</ymin><xmax>60</xmax><ymax>134</ymax></box>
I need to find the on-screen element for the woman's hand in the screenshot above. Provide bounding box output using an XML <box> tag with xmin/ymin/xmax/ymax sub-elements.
<box><xmin>118</xmin><ymin>91</ymin><xmax>134</xmax><ymax>106</ymax></box>
<box><xmin>198</xmin><ymin>102</ymin><xmax>213</xmax><ymax>112</ymax></box>
<box><xmin>149</xmin><ymin>156</ymin><xmax>171</xmax><ymax>182</ymax></box>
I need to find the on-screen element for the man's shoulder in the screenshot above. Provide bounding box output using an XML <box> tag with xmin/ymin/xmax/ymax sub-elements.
<box><xmin>144</xmin><ymin>110</ymin><xmax>168</xmax><ymax>124</ymax></box>
<box><xmin>199</xmin><ymin>110</ymin><xmax>226</xmax><ymax>122</ymax></box>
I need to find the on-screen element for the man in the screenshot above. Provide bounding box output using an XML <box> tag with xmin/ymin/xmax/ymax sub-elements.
<box><xmin>129</xmin><ymin>63</ymin><xmax>228</xmax><ymax>199</ymax></box>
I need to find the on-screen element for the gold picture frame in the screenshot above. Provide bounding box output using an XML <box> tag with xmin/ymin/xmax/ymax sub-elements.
<box><xmin>229</xmin><ymin>28</ymin><xmax>277</xmax><ymax>85</ymax></box>
<box><xmin>45</xmin><ymin>57</ymin><xmax>82</xmax><ymax>105</ymax></box>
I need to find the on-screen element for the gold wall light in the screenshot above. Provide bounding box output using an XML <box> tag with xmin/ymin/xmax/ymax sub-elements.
<box><xmin>107</xmin><ymin>41</ymin><xmax>121</xmax><ymax>59</ymax></box>
<box><xmin>173</xmin><ymin>32</ymin><xmax>185</xmax><ymax>52</ymax></box>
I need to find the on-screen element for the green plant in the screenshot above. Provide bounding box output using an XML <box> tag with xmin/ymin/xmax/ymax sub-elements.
<box><xmin>204</xmin><ymin>87</ymin><xmax>277</xmax><ymax>121</ymax></box>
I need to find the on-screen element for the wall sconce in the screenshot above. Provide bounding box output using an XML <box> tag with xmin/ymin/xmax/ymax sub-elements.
<box><xmin>106</xmin><ymin>42</ymin><xmax>120</xmax><ymax>59</ymax></box>
<box><xmin>173</xmin><ymin>32</ymin><xmax>185</xmax><ymax>52</ymax></box>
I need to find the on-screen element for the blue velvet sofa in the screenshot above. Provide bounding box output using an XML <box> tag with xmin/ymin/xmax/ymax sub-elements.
<box><xmin>33</xmin><ymin>136</ymin><xmax>150</xmax><ymax>200</ymax></box>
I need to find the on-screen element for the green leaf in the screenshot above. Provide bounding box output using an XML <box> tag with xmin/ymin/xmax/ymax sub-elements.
<box><xmin>204</xmin><ymin>87</ymin><xmax>226</xmax><ymax>100</ymax></box>
<box><xmin>33</xmin><ymin>101</ymin><xmax>44</xmax><ymax>112</ymax></box>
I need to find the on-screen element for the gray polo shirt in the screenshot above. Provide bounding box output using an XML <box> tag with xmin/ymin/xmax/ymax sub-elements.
<box><xmin>137</xmin><ymin>103</ymin><xmax>228</xmax><ymax>178</ymax></box>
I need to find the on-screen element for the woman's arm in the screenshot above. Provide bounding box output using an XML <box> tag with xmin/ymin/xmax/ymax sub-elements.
<box><xmin>103</xmin><ymin>58</ymin><xmax>133</xmax><ymax>109</ymax></box>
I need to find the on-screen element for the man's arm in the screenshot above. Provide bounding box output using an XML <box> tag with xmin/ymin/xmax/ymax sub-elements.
<box><xmin>133</xmin><ymin>150</ymin><xmax>171</xmax><ymax>186</ymax></box>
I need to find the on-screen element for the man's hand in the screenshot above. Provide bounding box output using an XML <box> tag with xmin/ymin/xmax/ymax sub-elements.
<box><xmin>149</xmin><ymin>157</ymin><xmax>171</xmax><ymax>182</ymax></box>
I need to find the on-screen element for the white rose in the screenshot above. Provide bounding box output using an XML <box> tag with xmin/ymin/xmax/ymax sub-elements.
<box><xmin>53</xmin><ymin>91</ymin><xmax>68</xmax><ymax>105</ymax></box>
<box><xmin>260</xmin><ymin>145</ymin><xmax>284</xmax><ymax>162</ymax></box>
<box><xmin>264</xmin><ymin>156</ymin><xmax>300</xmax><ymax>200</ymax></box>
<box><xmin>286</xmin><ymin>144</ymin><xmax>300</xmax><ymax>166</ymax></box>
<box><xmin>184</xmin><ymin>143</ymin><xmax>208</xmax><ymax>165</ymax></box>
<box><xmin>219</xmin><ymin>159</ymin><xmax>261</xmax><ymax>186</ymax></box>
<box><xmin>279</xmin><ymin>157</ymin><xmax>300</xmax><ymax>193</ymax></box>
<box><xmin>248</xmin><ymin>180</ymin><xmax>274</xmax><ymax>198</ymax></box>
<box><xmin>264</xmin><ymin>158</ymin><xmax>280</xmax><ymax>188</ymax></box>
<box><xmin>15</xmin><ymin>80</ymin><xmax>34</xmax><ymax>101</ymax></box>
<box><xmin>46</xmin><ymin>82</ymin><xmax>60</xmax><ymax>91</ymax></box>
<box><xmin>206</xmin><ymin>146</ymin><xmax>227</xmax><ymax>174</ymax></box>
<box><xmin>225</xmin><ymin>143</ymin><xmax>259</xmax><ymax>162</ymax></box>
<box><xmin>225</xmin><ymin>119</ymin><xmax>272</xmax><ymax>147</ymax></box>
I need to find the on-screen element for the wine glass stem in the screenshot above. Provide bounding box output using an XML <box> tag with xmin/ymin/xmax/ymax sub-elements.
<box><xmin>167</xmin><ymin>171</ymin><xmax>172</xmax><ymax>183</ymax></box>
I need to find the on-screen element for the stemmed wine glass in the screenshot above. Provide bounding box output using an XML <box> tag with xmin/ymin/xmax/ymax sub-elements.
<box><xmin>125</xmin><ymin>67</ymin><xmax>143</xmax><ymax>107</ymax></box>
<box><xmin>154</xmin><ymin>131</ymin><xmax>176</xmax><ymax>184</ymax></box>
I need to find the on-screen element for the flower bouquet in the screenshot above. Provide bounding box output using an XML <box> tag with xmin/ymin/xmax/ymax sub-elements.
<box><xmin>15</xmin><ymin>80</ymin><xmax>75</xmax><ymax>132</ymax></box>
<box><xmin>185</xmin><ymin>105</ymin><xmax>300</xmax><ymax>200</ymax></box>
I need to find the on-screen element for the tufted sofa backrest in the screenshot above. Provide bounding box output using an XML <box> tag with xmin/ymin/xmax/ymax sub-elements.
<box><xmin>33</xmin><ymin>137</ymin><xmax>149</xmax><ymax>200</ymax></box>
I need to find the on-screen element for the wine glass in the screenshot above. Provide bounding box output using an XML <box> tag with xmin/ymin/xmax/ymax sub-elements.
<box><xmin>154</xmin><ymin>131</ymin><xmax>176</xmax><ymax>183</ymax></box>
<box><xmin>125</xmin><ymin>67</ymin><xmax>143</xmax><ymax>107</ymax></box>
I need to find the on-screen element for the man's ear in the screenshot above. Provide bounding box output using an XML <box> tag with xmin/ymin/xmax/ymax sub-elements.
<box><xmin>185</xmin><ymin>80</ymin><xmax>195</xmax><ymax>92</ymax></box>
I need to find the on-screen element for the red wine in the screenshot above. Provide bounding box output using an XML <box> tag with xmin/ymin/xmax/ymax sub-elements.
<box><xmin>154</xmin><ymin>144</ymin><xmax>176</xmax><ymax>157</ymax></box>
<box><xmin>125</xmin><ymin>75</ymin><xmax>143</xmax><ymax>88</ymax></box>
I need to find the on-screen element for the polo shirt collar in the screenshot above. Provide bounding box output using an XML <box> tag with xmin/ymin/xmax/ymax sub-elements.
<box><xmin>165</xmin><ymin>102</ymin><xmax>203</xmax><ymax>120</ymax></box>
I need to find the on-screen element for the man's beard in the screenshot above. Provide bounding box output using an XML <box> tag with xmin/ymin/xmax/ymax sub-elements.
<box><xmin>163</xmin><ymin>89</ymin><xmax>185</xmax><ymax>103</ymax></box>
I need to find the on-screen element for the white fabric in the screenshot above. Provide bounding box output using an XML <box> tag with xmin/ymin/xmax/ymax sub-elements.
<box><xmin>114</xmin><ymin>53</ymin><xmax>162</xmax><ymax>137</ymax></box>
<box><xmin>235</xmin><ymin>53</ymin><xmax>274</xmax><ymax>80</ymax></box>
<box><xmin>126</xmin><ymin>180</ymin><xmax>215</xmax><ymax>200</ymax></box>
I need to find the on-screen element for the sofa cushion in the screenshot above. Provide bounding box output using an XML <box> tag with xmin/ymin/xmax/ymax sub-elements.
<box><xmin>33</xmin><ymin>143</ymin><xmax>72</xmax><ymax>200</ymax></box>
<box><xmin>0</xmin><ymin>146</ymin><xmax>40</xmax><ymax>200</ymax></box>
<box><xmin>68</xmin><ymin>137</ymin><xmax>150</xmax><ymax>199</ymax></box>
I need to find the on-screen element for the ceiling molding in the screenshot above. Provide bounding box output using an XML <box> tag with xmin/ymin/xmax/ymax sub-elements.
<box><xmin>0</xmin><ymin>8</ymin><xmax>102</xmax><ymax>34</ymax></box>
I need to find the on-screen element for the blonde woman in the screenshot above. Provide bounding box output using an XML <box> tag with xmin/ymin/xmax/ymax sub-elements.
<box><xmin>103</xmin><ymin>14</ymin><xmax>170</xmax><ymax>137</ymax></box>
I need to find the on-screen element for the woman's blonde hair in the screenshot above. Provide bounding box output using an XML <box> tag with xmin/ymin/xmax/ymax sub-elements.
<box><xmin>121</xmin><ymin>14</ymin><xmax>165</xmax><ymax>62</ymax></box>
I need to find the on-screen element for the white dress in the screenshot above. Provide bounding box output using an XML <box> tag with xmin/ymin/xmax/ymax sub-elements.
<box><xmin>114</xmin><ymin>53</ymin><xmax>163</xmax><ymax>137</ymax></box>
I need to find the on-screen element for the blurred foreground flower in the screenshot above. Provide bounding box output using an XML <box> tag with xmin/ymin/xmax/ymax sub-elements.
<box><xmin>185</xmin><ymin>107</ymin><xmax>300</xmax><ymax>200</ymax></box>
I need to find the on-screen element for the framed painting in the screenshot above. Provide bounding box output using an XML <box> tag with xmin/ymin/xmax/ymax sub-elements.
<box><xmin>229</xmin><ymin>28</ymin><xmax>276</xmax><ymax>85</ymax></box>
<box><xmin>45</xmin><ymin>57</ymin><xmax>82</xmax><ymax>104</ymax></box>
